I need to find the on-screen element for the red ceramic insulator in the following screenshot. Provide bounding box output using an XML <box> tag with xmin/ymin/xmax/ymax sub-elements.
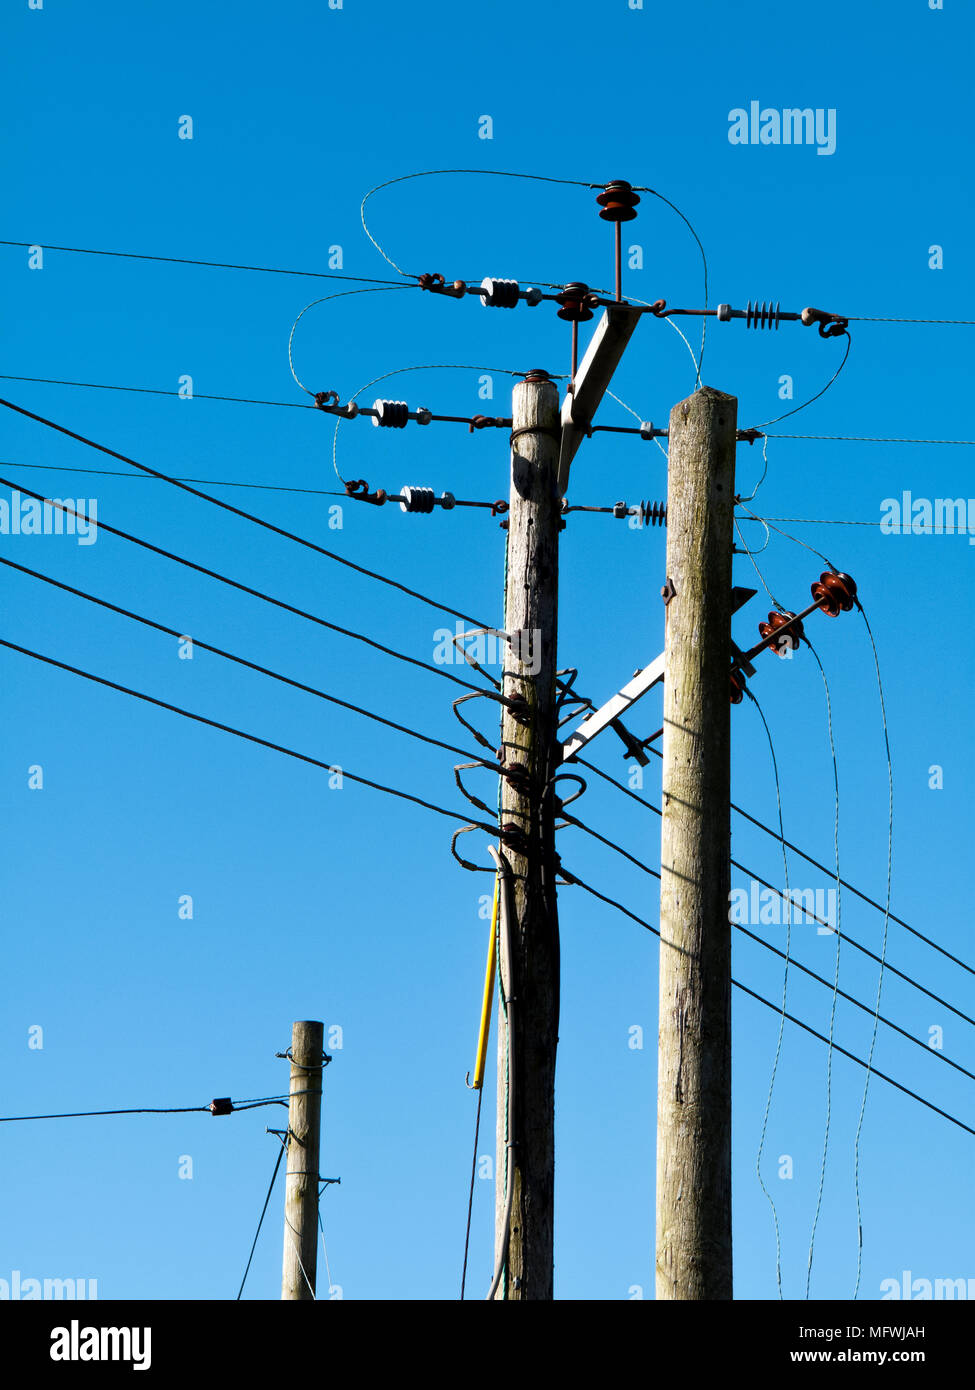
<box><xmin>758</xmin><ymin>610</ymin><xmax>804</xmax><ymax>655</ymax></box>
<box><xmin>811</xmin><ymin>570</ymin><xmax>857</xmax><ymax>616</ymax></box>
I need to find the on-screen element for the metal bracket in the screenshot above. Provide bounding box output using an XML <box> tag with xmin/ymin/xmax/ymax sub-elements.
<box><xmin>556</xmin><ymin>304</ymin><xmax>642</xmax><ymax>495</ymax></box>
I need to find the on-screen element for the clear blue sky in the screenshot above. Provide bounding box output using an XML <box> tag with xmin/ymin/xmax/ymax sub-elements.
<box><xmin>1</xmin><ymin>0</ymin><xmax>972</xmax><ymax>1302</ymax></box>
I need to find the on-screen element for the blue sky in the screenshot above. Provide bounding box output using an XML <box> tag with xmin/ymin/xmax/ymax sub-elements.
<box><xmin>1</xmin><ymin>0</ymin><xmax>972</xmax><ymax>1301</ymax></box>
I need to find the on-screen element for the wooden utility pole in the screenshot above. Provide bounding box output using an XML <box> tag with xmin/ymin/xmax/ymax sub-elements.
<box><xmin>656</xmin><ymin>386</ymin><xmax>736</xmax><ymax>1300</ymax></box>
<box><xmin>493</xmin><ymin>370</ymin><xmax>561</xmax><ymax>1300</ymax></box>
<box><xmin>281</xmin><ymin>1019</ymin><xmax>324</xmax><ymax>1300</ymax></box>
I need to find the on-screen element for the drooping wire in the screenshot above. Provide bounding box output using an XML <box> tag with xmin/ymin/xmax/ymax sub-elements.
<box><xmin>750</xmin><ymin>331</ymin><xmax>852</xmax><ymax>431</ymax></box>
<box><xmin>0</xmin><ymin>475</ymin><xmax>490</xmax><ymax>698</ymax></box>
<box><xmin>744</xmin><ymin>688</ymin><xmax>791</xmax><ymax>1300</ymax></box>
<box><xmin>851</xmin><ymin>600</ymin><xmax>895</xmax><ymax>1300</ymax></box>
<box><xmin>0</xmin><ymin>637</ymin><xmax>498</xmax><ymax>835</ymax></box>
<box><xmin>803</xmin><ymin>635</ymin><xmax>843</xmax><ymax>1301</ymax></box>
<box><xmin>0</xmin><ymin>399</ymin><xmax>492</xmax><ymax>631</ymax></box>
<box><xmin>631</xmin><ymin>184</ymin><xmax>710</xmax><ymax>382</ymax></box>
<box><xmin>0</xmin><ymin>554</ymin><xmax>485</xmax><ymax>763</ymax></box>
<box><xmin>237</xmin><ymin>1137</ymin><xmax>287</xmax><ymax>1299</ymax></box>
<box><xmin>737</xmin><ymin>433</ymin><xmax>771</xmax><ymax>504</ymax></box>
<box><xmin>287</xmin><ymin>286</ymin><xmax>418</xmax><ymax>396</ymax></box>
<box><xmin>359</xmin><ymin>169</ymin><xmax>595</xmax><ymax>278</ymax></box>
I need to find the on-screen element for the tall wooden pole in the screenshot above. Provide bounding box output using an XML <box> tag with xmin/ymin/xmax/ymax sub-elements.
<box><xmin>656</xmin><ymin>386</ymin><xmax>736</xmax><ymax>1300</ymax></box>
<box><xmin>281</xmin><ymin>1019</ymin><xmax>324</xmax><ymax>1300</ymax></box>
<box><xmin>494</xmin><ymin>370</ymin><xmax>561</xmax><ymax>1300</ymax></box>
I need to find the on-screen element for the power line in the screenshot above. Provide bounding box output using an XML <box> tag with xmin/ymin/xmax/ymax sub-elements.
<box><xmin>0</xmin><ymin>237</ymin><xmax>414</xmax><ymax>287</ymax></box>
<box><xmin>0</xmin><ymin>474</ymin><xmax>488</xmax><ymax>697</ymax></box>
<box><xmin>2</xmin><ymin>458</ymin><xmax>347</xmax><ymax>499</ymax></box>
<box><xmin>572</xmin><ymin>756</ymin><xmax>975</xmax><ymax>1027</ymax></box>
<box><xmin>0</xmin><ymin>554</ymin><xmax>484</xmax><ymax>763</ymax></box>
<box><xmin>634</xmin><ymin>744</ymin><xmax>975</xmax><ymax>980</ymax></box>
<box><xmin>0</xmin><ymin>396</ymin><xmax>492</xmax><ymax>632</ymax></box>
<box><xmin>0</xmin><ymin>372</ymin><xmax>316</xmax><ymax>410</ymax></box>
<box><xmin>0</xmin><ymin>1096</ymin><xmax>291</xmax><ymax>1123</ymax></box>
<box><xmin>763</xmin><ymin>432</ymin><xmax>975</xmax><ymax>445</ymax></box>
<box><xmin>562</xmin><ymin>870</ymin><xmax>975</xmax><ymax>1141</ymax></box>
<box><xmin>0</xmin><ymin>637</ymin><xmax>497</xmax><ymax>834</ymax></box>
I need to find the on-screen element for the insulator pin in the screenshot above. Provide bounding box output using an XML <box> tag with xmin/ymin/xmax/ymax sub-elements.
<box><xmin>480</xmin><ymin>277</ymin><xmax>520</xmax><ymax>309</ymax></box>
<box><xmin>372</xmin><ymin>399</ymin><xmax>409</xmax><ymax>428</ymax></box>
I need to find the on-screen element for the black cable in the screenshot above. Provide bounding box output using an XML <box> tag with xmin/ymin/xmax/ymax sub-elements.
<box><xmin>0</xmin><ymin>475</ymin><xmax>487</xmax><ymax>697</ymax></box>
<box><xmin>0</xmin><ymin>238</ymin><xmax>414</xmax><ymax>287</ymax></box>
<box><xmin>0</xmin><ymin>1098</ymin><xmax>288</xmax><ymax>1122</ymax></box>
<box><xmin>0</xmin><ymin>637</ymin><xmax>497</xmax><ymax>834</ymax></box>
<box><xmin>237</xmin><ymin>1139</ymin><xmax>288</xmax><ymax>1300</ymax></box>
<box><xmin>587</xmin><ymin>745</ymin><xmax>975</xmax><ymax>980</ymax></box>
<box><xmin>0</xmin><ymin>373</ymin><xmax>317</xmax><ymax>410</ymax></box>
<box><xmin>2</xmin><ymin>458</ymin><xmax>348</xmax><ymax>498</ymax></box>
<box><xmin>460</xmin><ymin>1085</ymin><xmax>484</xmax><ymax>1301</ymax></box>
<box><xmin>563</xmin><ymin>871</ymin><xmax>975</xmax><ymax>1141</ymax></box>
<box><xmin>0</xmin><ymin>554</ymin><xmax>483</xmax><ymax>763</ymax></box>
<box><xmin>569</xmin><ymin>760</ymin><xmax>975</xmax><ymax>1028</ymax></box>
<box><xmin>0</xmin><ymin>397</ymin><xmax>491</xmax><ymax>631</ymax></box>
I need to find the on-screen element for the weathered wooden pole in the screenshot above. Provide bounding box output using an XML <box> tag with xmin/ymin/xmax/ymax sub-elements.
<box><xmin>281</xmin><ymin>1019</ymin><xmax>324</xmax><ymax>1300</ymax></box>
<box><xmin>493</xmin><ymin>369</ymin><xmax>561</xmax><ymax>1300</ymax></box>
<box><xmin>656</xmin><ymin>386</ymin><xmax>736</xmax><ymax>1300</ymax></box>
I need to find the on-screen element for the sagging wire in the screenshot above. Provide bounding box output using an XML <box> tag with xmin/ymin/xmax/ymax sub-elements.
<box><xmin>851</xmin><ymin>599</ymin><xmax>894</xmax><ymax>1301</ymax></box>
<box><xmin>288</xmin><ymin>286</ymin><xmax>417</xmax><ymax>395</ymax></box>
<box><xmin>360</xmin><ymin>169</ymin><xmax>596</xmax><ymax>279</ymax></box>
<box><xmin>749</xmin><ymin>330</ymin><xmax>852</xmax><ymax>432</ymax></box>
<box><xmin>631</xmin><ymin>183</ymin><xmax>710</xmax><ymax>382</ymax></box>
<box><xmin>737</xmin><ymin>433</ymin><xmax>771</xmax><ymax>504</ymax></box>
<box><xmin>803</xmin><ymin>635</ymin><xmax>844</xmax><ymax>1301</ymax></box>
<box><xmin>744</xmin><ymin>686</ymin><xmax>792</xmax><ymax>1302</ymax></box>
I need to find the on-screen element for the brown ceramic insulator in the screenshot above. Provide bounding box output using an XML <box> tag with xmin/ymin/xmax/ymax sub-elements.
<box><xmin>811</xmin><ymin>570</ymin><xmax>857</xmax><ymax>616</ymax></box>
<box><xmin>556</xmin><ymin>283</ymin><xmax>594</xmax><ymax>322</ymax></box>
<box><xmin>596</xmin><ymin>180</ymin><xmax>640</xmax><ymax>223</ymax></box>
<box><xmin>730</xmin><ymin>670</ymin><xmax>746</xmax><ymax>705</ymax></box>
<box><xmin>758</xmin><ymin>609</ymin><xmax>804</xmax><ymax>655</ymax></box>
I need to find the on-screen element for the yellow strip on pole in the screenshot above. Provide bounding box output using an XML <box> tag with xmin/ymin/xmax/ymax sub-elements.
<box><xmin>471</xmin><ymin>874</ymin><xmax>500</xmax><ymax>1090</ymax></box>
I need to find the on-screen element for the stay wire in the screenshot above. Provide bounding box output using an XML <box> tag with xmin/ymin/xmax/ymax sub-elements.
<box><xmin>0</xmin><ymin>396</ymin><xmax>491</xmax><ymax>631</ymax></box>
<box><xmin>0</xmin><ymin>474</ymin><xmax>489</xmax><ymax>698</ymax></box>
<box><xmin>0</xmin><ymin>637</ymin><xmax>498</xmax><ymax>835</ymax></box>
<box><xmin>562</xmin><ymin>872</ymin><xmax>975</xmax><ymax>1140</ymax></box>
<box><xmin>236</xmin><ymin>1138</ymin><xmax>287</xmax><ymax>1299</ymax></box>
<box><xmin>0</xmin><ymin>554</ymin><xmax>484</xmax><ymax>763</ymax></box>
